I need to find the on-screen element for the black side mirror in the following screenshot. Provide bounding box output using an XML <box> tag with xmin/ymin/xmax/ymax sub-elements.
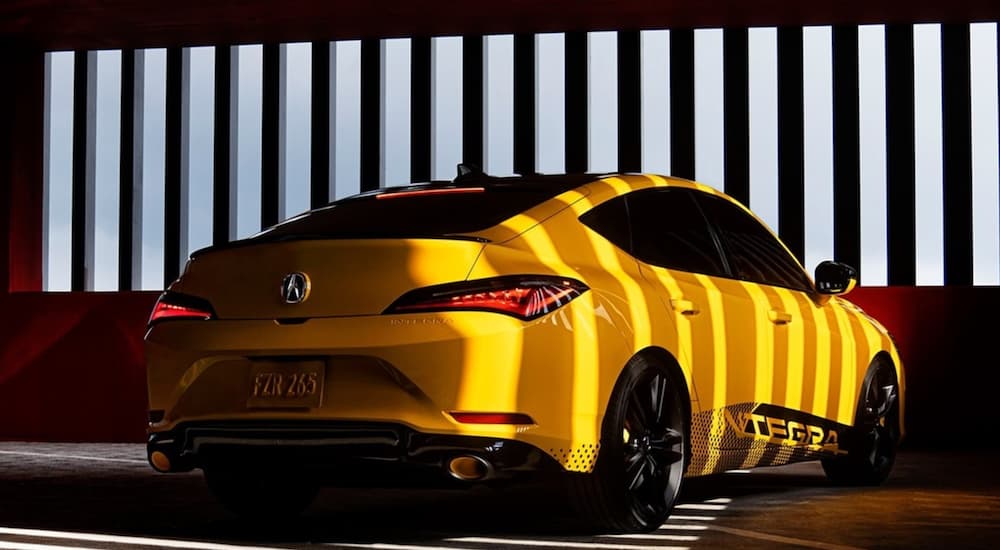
<box><xmin>814</xmin><ymin>261</ymin><xmax>858</xmax><ymax>296</ymax></box>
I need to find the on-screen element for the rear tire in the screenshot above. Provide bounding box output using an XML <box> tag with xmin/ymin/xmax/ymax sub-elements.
<box><xmin>204</xmin><ymin>465</ymin><xmax>319</xmax><ymax>520</ymax></box>
<box><xmin>568</xmin><ymin>355</ymin><xmax>688</xmax><ymax>533</ymax></box>
<box><xmin>822</xmin><ymin>357</ymin><xmax>900</xmax><ymax>486</ymax></box>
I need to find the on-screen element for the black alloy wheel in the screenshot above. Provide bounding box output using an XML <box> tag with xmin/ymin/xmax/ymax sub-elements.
<box><xmin>569</xmin><ymin>355</ymin><xmax>687</xmax><ymax>532</ymax></box>
<box><xmin>822</xmin><ymin>357</ymin><xmax>900</xmax><ymax>486</ymax></box>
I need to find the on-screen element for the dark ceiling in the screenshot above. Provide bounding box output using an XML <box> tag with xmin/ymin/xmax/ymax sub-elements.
<box><xmin>3</xmin><ymin>0</ymin><xmax>1000</xmax><ymax>51</ymax></box>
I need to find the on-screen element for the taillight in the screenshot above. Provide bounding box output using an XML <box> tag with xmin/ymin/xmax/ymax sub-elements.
<box><xmin>448</xmin><ymin>412</ymin><xmax>536</xmax><ymax>425</ymax></box>
<box><xmin>384</xmin><ymin>275</ymin><xmax>588</xmax><ymax>321</ymax></box>
<box><xmin>148</xmin><ymin>291</ymin><xmax>215</xmax><ymax>326</ymax></box>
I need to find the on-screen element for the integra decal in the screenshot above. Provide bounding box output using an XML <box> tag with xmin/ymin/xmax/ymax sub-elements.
<box><xmin>723</xmin><ymin>403</ymin><xmax>848</xmax><ymax>455</ymax></box>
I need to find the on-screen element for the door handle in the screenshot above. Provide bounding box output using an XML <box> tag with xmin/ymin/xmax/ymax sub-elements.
<box><xmin>769</xmin><ymin>309</ymin><xmax>793</xmax><ymax>325</ymax></box>
<box><xmin>671</xmin><ymin>299</ymin><xmax>700</xmax><ymax>316</ymax></box>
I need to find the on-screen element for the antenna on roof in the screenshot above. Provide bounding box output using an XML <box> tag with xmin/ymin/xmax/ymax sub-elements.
<box><xmin>456</xmin><ymin>163</ymin><xmax>481</xmax><ymax>178</ymax></box>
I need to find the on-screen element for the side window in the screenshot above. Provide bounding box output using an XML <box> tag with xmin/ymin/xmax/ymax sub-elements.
<box><xmin>696</xmin><ymin>194</ymin><xmax>814</xmax><ymax>292</ymax></box>
<box><xmin>625</xmin><ymin>189</ymin><xmax>728</xmax><ymax>276</ymax></box>
<box><xmin>579</xmin><ymin>196</ymin><xmax>632</xmax><ymax>253</ymax></box>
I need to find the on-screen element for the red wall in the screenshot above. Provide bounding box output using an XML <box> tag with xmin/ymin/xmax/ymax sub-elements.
<box><xmin>0</xmin><ymin>292</ymin><xmax>158</xmax><ymax>442</ymax></box>
<box><xmin>0</xmin><ymin>287</ymin><xmax>993</xmax><ymax>446</ymax></box>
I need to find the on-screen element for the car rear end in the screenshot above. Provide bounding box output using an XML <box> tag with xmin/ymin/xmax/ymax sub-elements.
<box><xmin>145</xmin><ymin>177</ymin><xmax>603</xmax><ymax>485</ymax></box>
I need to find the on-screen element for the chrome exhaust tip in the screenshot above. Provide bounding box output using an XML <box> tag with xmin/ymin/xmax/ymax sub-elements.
<box><xmin>149</xmin><ymin>450</ymin><xmax>173</xmax><ymax>473</ymax></box>
<box><xmin>447</xmin><ymin>455</ymin><xmax>492</xmax><ymax>481</ymax></box>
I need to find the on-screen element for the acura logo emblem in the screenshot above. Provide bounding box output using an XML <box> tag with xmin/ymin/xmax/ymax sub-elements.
<box><xmin>281</xmin><ymin>272</ymin><xmax>310</xmax><ymax>304</ymax></box>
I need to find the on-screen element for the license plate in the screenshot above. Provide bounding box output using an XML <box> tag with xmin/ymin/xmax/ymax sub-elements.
<box><xmin>247</xmin><ymin>361</ymin><xmax>325</xmax><ymax>409</ymax></box>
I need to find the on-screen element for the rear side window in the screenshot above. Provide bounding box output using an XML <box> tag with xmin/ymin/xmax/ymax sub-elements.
<box><xmin>626</xmin><ymin>189</ymin><xmax>728</xmax><ymax>277</ymax></box>
<box><xmin>254</xmin><ymin>180</ymin><xmax>585</xmax><ymax>241</ymax></box>
<box><xmin>695</xmin><ymin>194</ymin><xmax>814</xmax><ymax>292</ymax></box>
<box><xmin>580</xmin><ymin>196</ymin><xmax>632</xmax><ymax>253</ymax></box>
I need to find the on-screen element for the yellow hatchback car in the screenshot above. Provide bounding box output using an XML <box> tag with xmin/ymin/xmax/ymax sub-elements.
<box><xmin>145</xmin><ymin>172</ymin><xmax>904</xmax><ymax>532</ymax></box>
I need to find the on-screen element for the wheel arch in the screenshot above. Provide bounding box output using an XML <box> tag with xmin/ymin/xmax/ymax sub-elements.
<box><xmin>870</xmin><ymin>350</ymin><xmax>906</xmax><ymax>442</ymax></box>
<box><xmin>630</xmin><ymin>346</ymin><xmax>694</xmax><ymax>466</ymax></box>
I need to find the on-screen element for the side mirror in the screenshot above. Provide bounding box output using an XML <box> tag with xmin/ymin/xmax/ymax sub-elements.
<box><xmin>815</xmin><ymin>261</ymin><xmax>858</xmax><ymax>296</ymax></box>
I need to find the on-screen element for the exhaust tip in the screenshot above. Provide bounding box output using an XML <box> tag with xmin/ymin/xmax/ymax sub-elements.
<box><xmin>447</xmin><ymin>455</ymin><xmax>492</xmax><ymax>481</ymax></box>
<box><xmin>150</xmin><ymin>450</ymin><xmax>172</xmax><ymax>472</ymax></box>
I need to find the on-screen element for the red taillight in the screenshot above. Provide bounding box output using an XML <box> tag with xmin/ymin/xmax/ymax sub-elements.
<box><xmin>148</xmin><ymin>292</ymin><xmax>215</xmax><ymax>326</ymax></box>
<box><xmin>448</xmin><ymin>412</ymin><xmax>536</xmax><ymax>425</ymax></box>
<box><xmin>385</xmin><ymin>275</ymin><xmax>588</xmax><ymax>321</ymax></box>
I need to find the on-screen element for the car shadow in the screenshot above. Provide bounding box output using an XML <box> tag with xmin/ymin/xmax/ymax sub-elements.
<box><xmin>0</xmin><ymin>467</ymin><xmax>838</xmax><ymax>546</ymax></box>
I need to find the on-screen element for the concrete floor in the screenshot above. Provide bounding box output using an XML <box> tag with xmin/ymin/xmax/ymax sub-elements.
<box><xmin>0</xmin><ymin>444</ymin><xmax>997</xmax><ymax>549</ymax></box>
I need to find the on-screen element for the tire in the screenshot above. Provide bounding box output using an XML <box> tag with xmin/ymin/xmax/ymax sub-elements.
<box><xmin>204</xmin><ymin>465</ymin><xmax>319</xmax><ymax>520</ymax></box>
<box><xmin>822</xmin><ymin>357</ymin><xmax>901</xmax><ymax>486</ymax></box>
<box><xmin>568</xmin><ymin>355</ymin><xmax>688</xmax><ymax>533</ymax></box>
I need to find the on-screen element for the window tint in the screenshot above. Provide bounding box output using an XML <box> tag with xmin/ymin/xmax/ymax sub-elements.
<box><xmin>252</xmin><ymin>179</ymin><xmax>588</xmax><ymax>242</ymax></box>
<box><xmin>580</xmin><ymin>196</ymin><xmax>631</xmax><ymax>253</ymax></box>
<box><xmin>626</xmin><ymin>189</ymin><xmax>728</xmax><ymax>276</ymax></box>
<box><xmin>696</xmin><ymin>194</ymin><xmax>814</xmax><ymax>292</ymax></box>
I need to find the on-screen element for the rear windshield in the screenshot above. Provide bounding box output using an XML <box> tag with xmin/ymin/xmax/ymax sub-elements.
<box><xmin>253</xmin><ymin>178</ymin><xmax>591</xmax><ymax>242</ymax></box>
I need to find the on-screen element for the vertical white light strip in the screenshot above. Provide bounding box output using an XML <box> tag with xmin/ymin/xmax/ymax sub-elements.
<box><xmin>858</xmin><ymin>25</ymin><xmax>888</xmax><ymax>286</ymax></box>
<box><xmin>432</xmin><ymin>36</ymin><xmax>462</xmax><ymax>180</ymax></box>
<box><xmin>92</xmin><ymin>50</ymin><xmax>120</xmax><ymax>291</ymax></box>
<box><xmin>695</xmin><ymin>28</ymin><xmax>725</xmax><ymax>190</ymax></box>
<box><xmin>641</xmin><ymin>30</ymin><xmax>670</xmax><ymax>175</ymax></box>
<box><xmin>536</xmin><ymin>33</ymin><xmax>566</xmax><ymax>174</ymax></box>
<box><xmin>141</xmin><ymin>49</ymin><xmax>166</xmax><ymax>290</ymax></box>
<box><xmin>380</xmin><ymin>38</ymin><xmax>411</xmax><ymax>186</ymax></box>
<box><xmin>588</xmin><ymin>31</ymin><xmax>618</xmax><ymax>173</ymax></box>
<box><xmin>913</xmin><ymin>24</ymin><xmax>945</xmax><ymax>286</ymax></box>
<box><xmin>802</xmin><ymin>26</ymin><xmax>835</xmax><ymax>272</ymax></box>
<box><xmin>484</xmin><ymin>35</ymin><xmax>514</xmax><ymax>176</ymax></box>
<box><xmin>236</xmin><ymin>45</ymin><xmax>263</xmax><ymax>239</ymax></box>
<box><xmin>185</xmin><ymin>47</ymin><xmax>214</xmax><ymax>258</ymax></box>
<box><xmin>334</xmin><ymin>41</ymin><xmax>360</xmax><ymax>199</ymax></box>
<box><xmin>282</xmin><ymin>42</ymin><xmax>312</xmax><ymax>218</ymax></box>
<box><xmin>748</xmin><ymin>27</ymin><xmax>780</xmax><ymax>232</ymax></box>
<box><xmin>970</xmin><ymin>23</ymin><xmax>1000</xmax><ymax>285</ymax></box>
<box><xmin>44</xmin><ymin>52</ymin><xmax>75</xmax><ymax>291</ymax></box>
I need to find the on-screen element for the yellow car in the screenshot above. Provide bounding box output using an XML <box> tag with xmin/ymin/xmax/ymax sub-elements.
<box><xmin>145</xmin><ymin>171</ymin><xmax>904</xmax><ymax>532</ymax></box>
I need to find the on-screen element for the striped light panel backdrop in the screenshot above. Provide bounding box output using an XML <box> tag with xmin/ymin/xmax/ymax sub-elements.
<box><xmin>41</xmin><ymin>25</ymin><xmax>1000</xmax><ymax>292</ymax></box>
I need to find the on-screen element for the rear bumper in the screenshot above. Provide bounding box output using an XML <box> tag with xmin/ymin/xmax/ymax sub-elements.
<box><xmin>147</xmin><ymin>420</ymin><xmax>564</xmax><ymax>485</ymax></box>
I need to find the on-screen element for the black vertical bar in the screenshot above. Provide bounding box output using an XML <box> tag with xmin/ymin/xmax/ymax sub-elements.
<box><xmin>463</xmin><ymin>35</ymin><xmax>483</xmax><ymax>169</ymax></box>
<box><xmin>832</xmin><ymin>26</ymin><xmax>861</xmax><ymax>271</ymax></box>
<box><xmin>941</xmin><ymin>23</ymin><xmax>973</xmax><ymax>286</ymax></box>
<box><xmin>164</xmin><ymin>47</ymin><xmax>182</xmax><ymax>287</ymax></box>
<box><xmin>723</xmin><ymin>28</ymin><xmax>750</xmax><ymax>205</ymax></box>
<box><xmin>670</xmin><ymin>29</ymin><xmax>695</xmax><ymax>180</ymax></box>
<box><xmin>71</xmin><ymin>50</ymin><xmax>88</xmax><ymax>291</ymax></box>
<box><xmin>565</xmin><ymin>31</ymin><xmax>588</xmax><ymax>173</ymax></box>
<box><xmin>777</xmin><ymin>26</ymin><xmax>805</xmax><ymax>262</ymax></box>
<box><xmin>213</xmin><ymin>45</ymin><xmax>231</xmax><ymax>245</ymax></box>
<box><xmin>618</xmin><ymin>30</ymin><xmax>641</xmax><ymax>173</ymax></box>
<box><xmin>311</xmin><ymin>41</ymin><xmax>330</xmax><ymax>207</ymax></box>
<box><xmin>360</xmin><ymin>38</ymin><xmax>380</xmax><ymax>191</ymax></box>
<box><xmin>513</xmin><ymin>33</ymin><xmax>536</xmax><ymax>175</ymax></box>
<box><xmin>261</xmin><ymin>43</ymin><xmax>280</xmax><ymax>229</ymax></box>
<box><xmin>118</xmin><ymin>49</ymin><xmax>135</xmax><ymax>290</ymax></box>
<box><xmin>411</xmin><ymin>37</ymin><xmax>431</xmax><ymax>182</ymax></box>
<box><xmin>885</xmin><ymin>24</ymin><xmax>916</xmax><ymax>285</ymax></box>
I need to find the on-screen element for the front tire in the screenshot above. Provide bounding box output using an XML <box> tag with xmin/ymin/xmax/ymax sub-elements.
<box><xmin>822</xmin><ymin>357</ymin><xmax>901</xmax><ymax>486</ymax></box>
<box><xmin>569</xmin><ymin>355</ymin><xmax>688</xmax><ymax>532</ymax></box>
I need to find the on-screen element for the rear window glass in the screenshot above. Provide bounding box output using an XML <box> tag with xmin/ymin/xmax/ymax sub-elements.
<box><xmin>253</xmin><ymin>179</ymin><xmax>590</xmax><ymax>242</ymax></box>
